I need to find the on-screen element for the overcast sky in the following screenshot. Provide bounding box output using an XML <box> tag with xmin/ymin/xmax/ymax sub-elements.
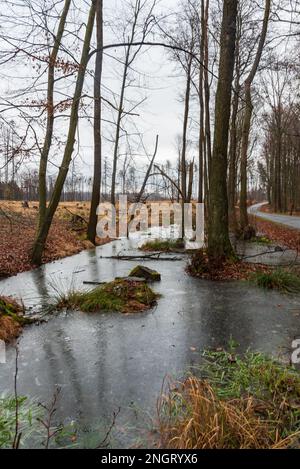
<box><xmin>1</xmin><ymin>0</ymin><xmax>297</xmax><ymax>186</ymax></box>
<box><xmin>76</xmin><ymin>0</ymin><xmax>192</xmax><ymax>178</ymax></box>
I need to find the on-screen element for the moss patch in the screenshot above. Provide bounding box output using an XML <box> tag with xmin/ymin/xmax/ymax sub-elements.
<box><xmin>56</xmin><ymin>279</ymin><xmax>159</xmax><ymax>314</ymax></box>
<box><xmin>250</xmin><ymin>235</ymin><xmax>272</xmax><ymax>245</ymax></box>
<box><xmin>140</xmin><ymin>238</ymin><xmax>185</xmax><ymax>252</ymax></box>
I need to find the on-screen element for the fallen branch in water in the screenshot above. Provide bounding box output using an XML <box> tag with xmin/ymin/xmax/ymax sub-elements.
<box><xmin>99</xmin><ymin>254</ymin><xmax>182</xmax><ymax>261</ymax></box>
<box><xmin>83</xmin><ymin>277</ymin><xmax>147</xmax><ymax>285</ymax></box>
<box><xmin>241</xmin><ymin>248</ymin><xmax>288</xmax><ymax>260</ymax></box>
<box><xmin>83</xmin><ymin>280</ymin><xmax>107</xmax><ymax>285</ymax></box>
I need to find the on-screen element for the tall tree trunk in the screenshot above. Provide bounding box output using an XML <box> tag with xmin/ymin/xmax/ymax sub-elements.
<box><xmin>203</xmin><ymin>0</ymin><xmax>212</xmax><ymax>185</ymax></box>
<box><xmin>187</xmin><ymin>160</ymin><xmax>194</xmax><ymax>203</ymax></box>
<box><xmin>38</xmin><ymin>0</ymin><xmax>71</xmax><ymax>229</ymax></box>
<box><xmin>207</xmin><ymin>0</ymin><xmax>238</xmax><ymax>260</ymax></box>
<box><xmin>31</xmin><ymin>1</ymin><xmax>97</xmax><ymax>265</ymax></box>
<box><xmin>228</xmin><ymin>10</ymin><xmax>241</xmax><ymax>232</ymax></box>
<box><xmin>239</xmin><ymin>0</ymin><xmax>271</xmax><ymax>229</ymax></box>
<box><xmin>87</xmin><ymin>0</ymin><xmax>103</xmax><ymax>244</ymax></box>
<box><xmin>181</xmin><ymin>56</ymin><xmax>192</xmax><ymax>203</ymax></box>
<box><xmin>228</xmin><ymin>81</ymin><xmax>239</xmax><ymax>231</ymax></box>
<box><xmin>239</xmin><ymin>83</ymin><xmax>252</xmax><ymax>229</ymax></box>
<box><xmin>198</xmin><ymin>0</ymin><xmax>205</xmax><ymax>203</ymax></box>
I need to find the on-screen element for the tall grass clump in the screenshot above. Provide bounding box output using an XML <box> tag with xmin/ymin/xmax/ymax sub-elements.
<box><xmin>0</xmin><ymin>396</ymin><xmax>41</xmax><ymax>448</ymax></box>
<box><xmin>250</xmin><ymin>268</ymin><xmax>300</xmax><ymax>293</ymax></box>
<box><xmin>157</xmin><ymin>349</ymin><xmax>300</xmax><ymax>449</ymax></box>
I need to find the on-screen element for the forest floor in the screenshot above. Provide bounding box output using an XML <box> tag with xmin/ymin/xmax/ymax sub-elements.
<box><xmin>1</xmin><ymin>199</ymin><xmax>300</xmax><ymax>279</ymax></box>
<box><xmin>249</xmin><ymin>212</ymin><xmax>300</xmax><ymax>252</ymax></box>
<box><xmin>0</xmin><ymin>201</ymin><xmax>111</xmax><ymax>278</ymax></box>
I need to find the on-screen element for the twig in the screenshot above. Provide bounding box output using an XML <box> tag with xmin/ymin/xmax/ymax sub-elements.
<box><xmin>12</xmin><ymin>346</ymin><xmax>21</xmax><ymax>449</ymax></box>
<box><xmin>96</xmin><ymin>407</ymin><xmax>120</xmax><ymax>449</ymax></box>
<box><xmin>241</xmin><ymin>248</ymin><xmax>290</xmax><ymax>260</ymax></box>
<box><xmin>37</xmin><ymin>387</ymin><xmax>62</xmax><ymax>449</ymax></box>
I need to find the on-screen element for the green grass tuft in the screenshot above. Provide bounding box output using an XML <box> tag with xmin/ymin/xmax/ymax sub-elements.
<box><xmin>201</xmin><ymin>348</ymin><xmax>300</xmax><ymax>401</ymax></box>
<box><xmin>250</xmin><ymin>268</ymin><xmax>300</xmax><ymax>293</ymax></box>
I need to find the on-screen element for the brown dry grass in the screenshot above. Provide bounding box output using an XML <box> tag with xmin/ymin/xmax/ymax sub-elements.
<box><xmin>0</xmin><ymin>315</ymin><xmax>22</xmax><ymax>342</ymax></box>
<box><xmin>0</xmin><ymin>295</ymin><xmax>25</xmax><ymax>342</ymax></box>
<box><xmin>158</xmin><ymin>377</ymin><xmax>299</xmax><ymax>449</ymax></box>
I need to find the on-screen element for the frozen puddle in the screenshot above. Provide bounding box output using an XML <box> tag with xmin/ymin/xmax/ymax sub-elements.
<box><xmin>0</xmin><ymin>231</ymin><xmax>300</xmax><ymax>447</ymax></box>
